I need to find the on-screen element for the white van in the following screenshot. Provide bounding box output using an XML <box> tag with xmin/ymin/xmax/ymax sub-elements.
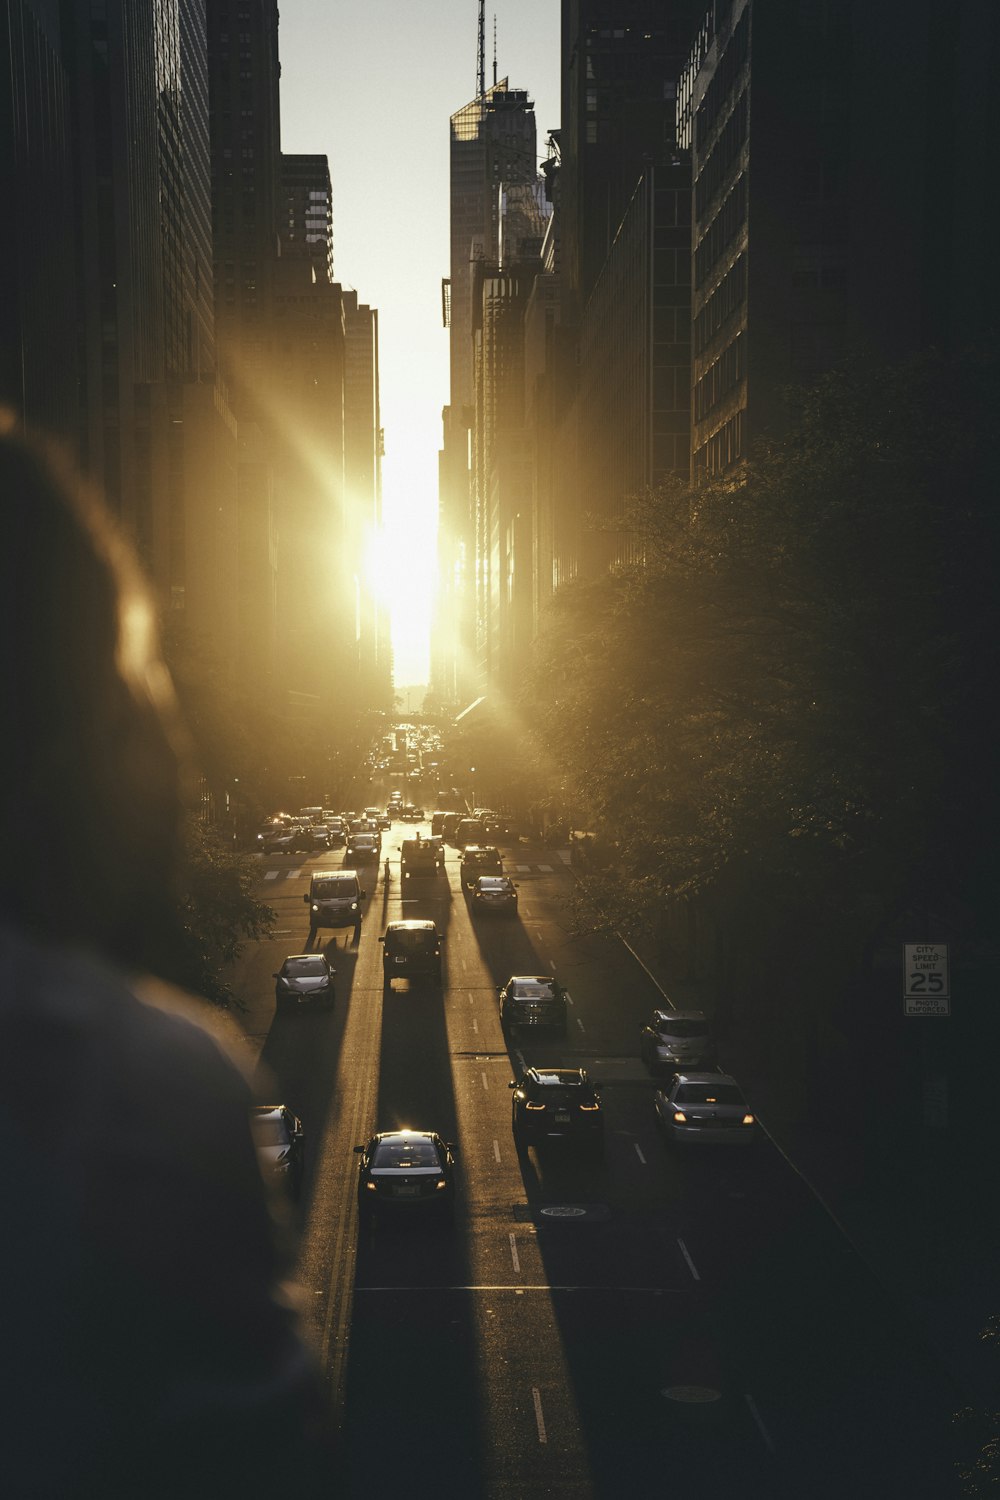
<box><xmin>305</xmin><ymin>870</ymin><xmax>366</xmax><ymax>940</ymax></box>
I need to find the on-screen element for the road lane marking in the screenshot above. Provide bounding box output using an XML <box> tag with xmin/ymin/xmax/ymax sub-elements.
<box><xmin>515</xmin><ymin>864</ymin><xmax>530</xmax><ymax>873</ymax></box>
<box><xmin>575</xmin><ymin>1017</ymin><xmax>586</xmax><ymax>1032</ymax></box>
<box><xmin>509</xmin><ymin>1234</ymin><xmax>520</xmax><ymax>1273</ymax></box>
<box><xmin>745</xmin><ymin>1394</ymin><xmax>776</xmax><ymax>1452</ymax></box>
<box><xmin>532</xmin><ymin>1388</ymin><xmax>547</xmax><ymax>1444</ymax></box>
<box><xmin>538</xmin><ymin>864</ymin><xmax>552</xmax><ymax>872</ymax></box>
<box><xmin>482</xmin><ymin>1071</ymin><xmax>489</xmax><ymax>1090</ymax></box>
<box><xmin>493</xmin><ymin>1139</ymin><xmax>501</xmax><ymax>1163</ymax></box>
<box><xmin>564</xmin><ymin>992</ymin><xmax>574</xmax><ymax>1005</ymax></box>
<box><xmin>264</xmin><ymin>870</ymin><xmax>280</xmax><ymax>880</ymax></box>
<box><xmin>472</xmin><ymin>1017</ymin><xmax>479</xmax><ymax>1033</ymax></box>
<box><xmin>288</xmin><ymin>868</ymin><xmax>302</xmax><ymax>877</ymax></box>
<box><xmin>677</xmin><ymin>1237</ymin><xmax>701</xmax><ymax>1282</ymax></box>
<box><xmin>634</xmin><ymin>1143</ymin><xmax>647</xmax><ymax>1164</ymax></box>
<box><xmin>547</xmin><ymin>957</ymin><xmax>557</xmax><ymax>969</ymax></box>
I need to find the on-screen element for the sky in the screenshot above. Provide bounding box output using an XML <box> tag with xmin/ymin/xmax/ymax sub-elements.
<box><xmin>277</xmin><ymin>1</ymin><xmax>561</xmax><ymax>686</ymax></box>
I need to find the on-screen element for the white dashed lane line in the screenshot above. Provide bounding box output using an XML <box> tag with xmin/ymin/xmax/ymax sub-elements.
<box><xmin>472</xmin><ymin>1017</ymin><xmax>479</xmax><ymax>1034</ymax></box>
<box><xmin>481</xmin><ymin>1072</ymin><xmax>489</xmax><ymax>1091</ymax></box>
<box><xmin>634</xmin><ymin>1142</ymin><xmax>647</xmax><ymax>1164</ymax></box>
<box><xmin>509</xmin><ymin>1234</ymin><xmax>520</xmax><ymax>1274</ymax></box>
<box><xmin>745</xmin><ymin>1394</ymin><xmax>776</xmax><ymax>1453</ymax></box>
<box><xmin>575</xmin><ymin>1017</ymin><xmax>586</xmax><ymax>1032</ymax></box>
<box><xmin>264</xmin><ymin>871</ymin><xmax>280</xmax><ymax>880</ymax></box>
<box><xmin>493</xmin><ymin>1139</ymin><xmax>501</xmax><ymax>1163</ymax></box>
<box><xmin>677</xmin><ymin>1238</ymin><xmax>701</xmax><ymax>1282</ymax></box>
<box><xmin>532</xmin><ymin>1388</ymin><xmax>547</xmax><ymax>1444</ymax></box>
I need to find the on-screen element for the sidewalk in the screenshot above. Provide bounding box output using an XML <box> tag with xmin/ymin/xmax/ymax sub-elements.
<box><xmin>616</xmin><ymin>922</ymin><xmax>999</xmax><ymax>1419</ymax></box>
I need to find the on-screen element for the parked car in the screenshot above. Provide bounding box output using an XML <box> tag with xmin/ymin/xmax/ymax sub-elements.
<box><xmin>470</xmin><ymin>875</ymin><xmax>518</xmax><ymax>915</ymax></box>
<box><xmin>499</xmin><ymin>975</ymin><xmax>567</xmax><ymax>1033</ymax></box>
<box><xmin>250</xmin><ymin>1105</ymin><xmax>305</xmax><ymax>1198</ymax></box>
<box><xmin>273</xmin><ymin>953</ymin><xmax>335</xmax><ymax>1014</ymax></box>
<box><xmin>354</xmin><ymin>1130</ymin><xmax>456</xmax><ymax>1223</ymax></box>
<box><xmin>379</xmin><ymin>920</ymin><xmax>444</xmax><ymax>988</ymax></box>
<box><xmin>460</xmin><ymin>845</ymin><xmax>503</xmax><ymax>888</ymax></box>
<box><xmin>509</xmin><ymin>1069</ymin><xmax>603</xmax><ymax>1153</ymax></box>
<box><xmin>640</xmin><ymin>1009</ymin><xmax>717</xmax><ymax>1073</ymax></box>
<box><xmin>654</xmin><ymin>1072</ymin><xmax>758</xmax><ymax>1147</ymax></box>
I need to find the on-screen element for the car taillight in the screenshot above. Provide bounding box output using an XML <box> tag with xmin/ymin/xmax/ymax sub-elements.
<box><xmin>525</xmin><ymin>1102</ymin><xmax>546</xmax><ymax>1111</ymax></box>
<box><xmin>742</xmin><ymin>1113</ymin><xmax>755</xmax><ymax>1126</ymax></box>
<box><xmin>578</xmin><ymin>1103</ymin><xmax>600</xmax><ymax>1112</ymax></box>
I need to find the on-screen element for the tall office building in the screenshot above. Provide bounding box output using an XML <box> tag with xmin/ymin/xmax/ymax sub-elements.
<box><xmin>680</xmin><ymin>0</ymin><xmax>999</xmax><ymax>474</ymax></box>
<box><xmin>0</xmin><ymin>0</ymin><xmax>78</xmax><ymax>442</ymax></box>
<box><xmin>343</xmin><ymin>291</ymin><xmax>390</xmax><ymax>706</ymax></box>
<box><xmin>439</xmin><ymin>79</ymin><xmax>539</xmax><ymax>704</ymax></box>
<box><xmin>280</xmin><ymin>153</ymin><xmax>334</xmax><ymax>283</ymax></box>
<box><xmin>206</xmin><ymin>0</ymin><xmax>281</xmax><ymax>410</ymax></box>
<box><xmin>560</xmin><ymin>1</ymin><xmax>696</xmax><ymax>321</ymax></box>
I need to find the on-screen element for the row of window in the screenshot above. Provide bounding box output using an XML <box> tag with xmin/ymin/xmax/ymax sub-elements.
<box><xmin>694</xmin><ymin>407</ymin><xmax>744</xmax><ymax>474</ymax></box>
<box><xmin>694</xmin><ymin>252</ymin><xmax>746</xmax><ymax>356</ymax></box>
<box><xmin>694</xmin><ymin>173</ymin><xmax>746</xmax><ymax>292</ymax></box>
<box><xmin>694</xmin><ymin>331</ymin><xmax>744</xmax><ymax>422</ymax></box>
<box><xmin>694</xmin><ymin>87</ymin><xmax>747</xmax><ymax>221</ymax></box>
<box><xmin>695</xmin><ymin>7</ymin><xmax>749</xmax><ymax>153</ymax></box>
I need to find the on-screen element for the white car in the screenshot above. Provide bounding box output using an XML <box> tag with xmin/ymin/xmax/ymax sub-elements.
<box><xmin>654</xmin><ymin>1072</ymin><xmax>758</xmax><ymax>1146</ymax></box>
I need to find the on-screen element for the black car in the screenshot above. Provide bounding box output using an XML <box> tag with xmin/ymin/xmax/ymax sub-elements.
<box><xmin>509</xmin><ymin>1069</ymin><xmax>604</xmax><ymax>1153</ymax></box>
<box><xmin>379</xmin><ymin>920</ymin><xmax>444</xmax><ymax>987</ymax></box>
<box><xmin>460</xmin><ymin>844</ymin><xmax>503</xmax><ymax>888</ymax></box>
<box><xmin>498</xmin><ymin>975</ymin><xmax>567</xmax><ymax>1033</ymax></box>
<box><xmin>273</xmin><ymin>953</ymin><xmax>335</xmax><ymax>1014</ymax></box>
<box><xmin>354</xmin><ymin>1130</ymin><xmax>456</xmax><ymax>1223</ymax></box>
<box><xmin>250</xmin><ymin>1105</ymin><xmax>305</xmax><ymax>1198</ymax></box>
<box><xmin>470</xmin><ymin>875</ymin><xmax>518</xmax><ymax>915</ymax></box>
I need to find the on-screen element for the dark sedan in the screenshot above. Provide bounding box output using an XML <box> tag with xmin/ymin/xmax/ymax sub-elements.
<box><xmin>354</xmin><ymin>1130</ymin><xmax>456</xmax><ymax>1223</ymax></box>
<box><xmin>510</xmin><ymin>1068</ymin><xmax>604</xmax><ymax>1154</ymax></box>
<box><xmin>470</xmin><ymin>875</ymin><xmax>518</xmax><ymax>915</ymax></box>
<box><xmin>273</xmin><ymin>953</ymin><xmax>335</xmax><ymax>1014</ymax></box>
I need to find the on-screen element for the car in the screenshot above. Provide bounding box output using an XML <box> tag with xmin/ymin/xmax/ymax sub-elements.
<box><xmin>261</xmin><ymin>828</ymin><xmax>298</xmax><ymax>855</ymax></box>
<box><xmin>431</xmin><ymin>810</ymin><xmax>459</xmax><ymax>837</ymax></box>
<box><xmin>509</xmin><ymin>1069</ymin><xmax>603</xmax><ymax>1152</ymax></box>
<box><xmin>321</xmin><ymin>815</ymin><xmax>346</xmax><ymax>848</ymax></box>
<box><xmin>305</xmin><ymin>824</ymin><xmax>331</xmax><ymax>849</ymax></box>
<box><xmin>454</xmin><ymin>817</ymin><xmax>487</xmax><ymax>848</ymax></box>
<box><xmin>654</xmin><ymin>1072</ymin><xmax>758</xmax><ymax>1147</ymax></box>
<box><xmin>398</xmin><ymin>804</ymin><xmax>425</xmax><ymax>821</ymax></box>
<box><xmin>354</xmin><ymin>1130</ymin><xmax>456</xmax><ymax>1223</ymax></box>
<box><xmin>305</xmin><ymin>870</ymin><xmax>366</xmax><ymax>939</ymax></box>
<box><xmin>460</xmin><ymin>844</ymin><xmax>503</xmax><ymax>887</ymax></box>
<box><xmin>640</xmin><ymin>1009</ymin><xmax>717</xmax><ymax>1073</ymax></box>
<box><xmin>346</xmin><ymin>831</ymin><xmax>380</xmax><ymax>862</ymax></box>
<box><xmin>379</xmin><ymin>920</ymin><xmax>444</xmax><ymax>987</ymax></box>
<box><xmin>400</xmin><ymin>836</ymin><xmax>439</xmax><ymax>879</ymax></box>
<box><xmin>273</xmin><ymin>953</ymin><xmax>335</xmax><ymax>1014</ymax></box>
<box><xmin>498</xmin><ymin>975</ymin><xmax>567</xmax><ymax>1033</ymax></box>
<box><xmin>250</xmin><ymin>1105</ymin><xmax>305</xmax><ymax>1198</ymax></box>
<box><xmin>470</xmin><ymin>874</ymin><xmax>518</xmax><ymax>914</ymax></box>
<box><xmin>422</xmin><ymin>834</ymin><xmax>446</xmax><ymax>868</ymax></box>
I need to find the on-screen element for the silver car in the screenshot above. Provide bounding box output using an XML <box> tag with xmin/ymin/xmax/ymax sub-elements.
<box><xmin>654</xmin><ymin>1072</ymin><xmax>758</xmax><ymax>1146</ymax></box>
<box><xmin>640</xmin><ymin>1009</ymin><xmax>716</xmax><ymax>1073</ymax></box>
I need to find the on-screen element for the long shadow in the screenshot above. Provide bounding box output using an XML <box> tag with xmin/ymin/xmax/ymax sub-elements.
<box><xmin>341</xmin><ymin>829</ymin><xmax>484</xmax><ymax>1499</ymax></box>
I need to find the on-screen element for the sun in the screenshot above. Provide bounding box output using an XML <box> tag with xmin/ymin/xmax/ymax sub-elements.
<box><xmin>364</xmin><ymin>520</ymin><xmax>436</xmax><ymax>682</ymax></box>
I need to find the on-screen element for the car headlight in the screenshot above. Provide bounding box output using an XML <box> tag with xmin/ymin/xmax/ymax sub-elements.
<box><xmin>673</xmin><ymin>1110</ymin><xmax>687</xmax><ymax>1123</ymax></box>
<box><xmin>435</xmin><ymin>1178</ymin><xmax>448</xmax><ymax>1191</ymax></box>
<box><xmin>311</xmin><ymin>904</ymin><xmax>319</xmax><ymax>912</ymax></box>
<box><xmin>364</xmin><ymin>1179</ymin><xmax>377</xmax><ymax>1192</ymax></box>
<box><xmin>742</xmin><ymin>1113</ymin><xmax>755</xmax><ymax>1126</ymax></box>
<box><xmin>351</xmin><ymin>902</ymin><xmax>358</xmax><ymax>911</ymax></box>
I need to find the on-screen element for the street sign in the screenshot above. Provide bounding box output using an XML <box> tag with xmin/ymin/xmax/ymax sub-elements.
<box><xmin>903</xmin><ymin>943</ymin><xmax>950</xmax><ymax>1016</ymax></box>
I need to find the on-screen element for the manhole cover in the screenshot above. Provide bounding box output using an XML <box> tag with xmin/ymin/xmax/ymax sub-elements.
<box><xmin>540</xmin><ymin>1205</ymin><xmax>587</xmax><ymax>1218</ymax></box>
<box><xmin>661</xmin><ymin>1385</ymin><xmax>722</xmax><ymax>1405</ymax></box>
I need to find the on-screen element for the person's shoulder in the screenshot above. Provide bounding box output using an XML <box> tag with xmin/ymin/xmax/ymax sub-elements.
<box><xmin>0</xmin><ymin>925</ymin><xmax>250</xmax><ymax>1089</ymax></box>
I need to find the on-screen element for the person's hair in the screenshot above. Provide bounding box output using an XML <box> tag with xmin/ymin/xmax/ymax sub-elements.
<box><xmin>0</xmin><ymin>415</ymin><xmax>190</xmax><ymax>971</ymax></box>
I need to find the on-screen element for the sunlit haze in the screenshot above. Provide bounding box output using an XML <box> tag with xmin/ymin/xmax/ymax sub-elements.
<box><xmin>278</xmin><ymin>1</ymin><xmax>560</xmax><ymax>688</ymax></box>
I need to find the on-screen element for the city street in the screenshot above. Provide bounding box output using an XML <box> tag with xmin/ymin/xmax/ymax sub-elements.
<box><xmin>231</xmin><ymin>796</ymin><xmax>963</xmax><ymax>1499</ymax></box>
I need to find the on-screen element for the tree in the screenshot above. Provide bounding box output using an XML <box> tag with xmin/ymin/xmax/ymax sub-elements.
<box><xmin>519</xmin><ymin>349</ymin><xmax>1000</xmax><ymax>987</ymax></box>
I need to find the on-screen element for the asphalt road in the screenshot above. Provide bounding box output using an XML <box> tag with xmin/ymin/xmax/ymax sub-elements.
<box><xmin>230</xmin><ymin>801</ymin><xmax>964</xmax><ymax>1499</ymax></box>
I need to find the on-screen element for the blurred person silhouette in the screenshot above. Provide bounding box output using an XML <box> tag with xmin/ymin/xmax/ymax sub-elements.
<box><xmin>0</xmin><ymin>417</ymin><xmax>334</xmax><ymax>1498</ymax></box>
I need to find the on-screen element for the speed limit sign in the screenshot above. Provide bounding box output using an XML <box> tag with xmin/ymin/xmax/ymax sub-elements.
<box><xmin>903</xmin><ymin>944</ymin><xmax>950</xmax><ymax>1015</ymax></box>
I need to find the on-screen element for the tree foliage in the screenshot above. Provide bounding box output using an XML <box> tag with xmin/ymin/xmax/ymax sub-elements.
<box><xmin>169</xmin><ymin>814</ymin><xmax>276</xmax><ymax>1006</ymax></box>
<box><xmin>520</xmin><ymin>350</ymin><xmax>999</xmax><ymax>968</ymax></box>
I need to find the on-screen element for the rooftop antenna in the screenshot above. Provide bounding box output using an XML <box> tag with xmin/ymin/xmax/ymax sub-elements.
<box><xmin>493</xmin><ymin>15</ymin><xmax>497</xmax><ymax>88</ymax></box>
<box><xmin>477</xmin><ymin>0</ymin><xmax>485</xmax><ymax>99</ymax></box>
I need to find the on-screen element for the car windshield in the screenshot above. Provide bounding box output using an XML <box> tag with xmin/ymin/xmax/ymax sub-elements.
<box><xmin>656</xmin><ymin>1018</ymin><xmax>710</xmax><ymax>1039</ymax></box>
<box><xmin>372</xmin><ymin>1137</ymin><xmax>440</xmax><ymax>1168</ymax></box>
<box><xmin>675</xmin><ymin>1083</ymin><xmax>745</xmax><ymax>1106</ymax></box>
<box><xmin>478</xmin><ymin>878</ymin><xmax>509</xmax><ymax>892</ymax></box>
<box><xmin>251</xmin><ymin>1115</ymin><xmax>290</xmax><ymax>1147</ymax></box>
<box><xmin>314</xmin><ymin>878</ymin><xmax>356</xmax><ymax>898</ymax></box>
<box><xmin>512</xmin><ymin>981</ymin><xmax>556</xmax><ymax>998</ymax></box>
<box><xmin>352</xmin><ymin>835</ymin><xmax>376</xmax><ymax>846</ymax></box>
<box><xmin>283</xmin><ymin>958</ymin><xmax>327</xmax><ymax>977</ymax></box>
